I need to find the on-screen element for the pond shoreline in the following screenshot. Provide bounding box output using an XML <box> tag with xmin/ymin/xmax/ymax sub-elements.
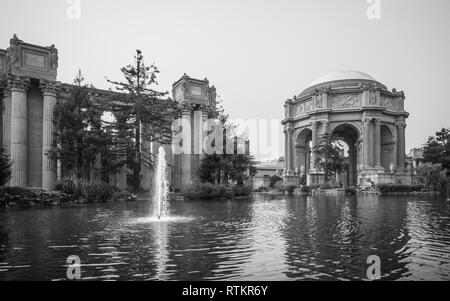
<box><xmin>0</xmin><ymin>187</ymin><xmax>138</xmax><ymax>211</ymax></box>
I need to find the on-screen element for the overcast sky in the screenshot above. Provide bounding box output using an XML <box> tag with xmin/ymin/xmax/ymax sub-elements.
<box><xmin>1</xmin><ymin>0</ymin><xmax>449</xmax><ymax>160</ymax></box>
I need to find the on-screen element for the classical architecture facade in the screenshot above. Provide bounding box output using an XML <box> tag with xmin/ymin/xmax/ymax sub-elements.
<box><xmin>0</xmin><ymin>35</ymin><xmax>217</xmax><ymax>191</ymax></box>
<box><xmin>282</xmin><ymin>70</ymin><xmax>411</xmax><ymax>187</ymax></box>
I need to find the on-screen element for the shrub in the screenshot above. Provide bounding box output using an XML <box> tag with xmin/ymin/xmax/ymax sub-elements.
<box><xmin>0</xmin><ymin>148</ymin><xmax>12</xmax><ymax>186</ymax></box>
<box><xmin>378</xmin><ymin>184</ymin><xmax>417</xmax><ymax>194</ymax></box>
<box><xmin>184</xmin><ymin>183</ymin><xmax>251</xmax><ymax>200</ymax></box>
<box><xmin>285</xmin><ymin>185</ymin><xmax>297</xmax><ymax>195</ymax></box>
<box><xmin>300</xmin><ymin>185</ymin><xmax>311</xmax><ymax>193</ymax></box>
<box><xmin>254</xmin><ymin>186</ymin><xmax>269</xmax><ymax>192</ymax></box>
<box><xmin>319</xmin><ymin>184</ymin><xmax>332</xmax><ymax>190</ymax></box>
<box><xmin>410</xmin><ymin>184</ymin><xmax>425</xmax><ymax>192</ymax></box>
<box><xmin>299</xmin><ymin>174</ymin><xmax>307</xmax><ymax>186</ymax></box>
<box><xmin>232</xmin><ymin>185</ymin><xmax>244</xmax><ymax>197</ymax></box>
<box><xmin>55</xmin><ymin>178</ymin><xmax>114</xmax><ymax>202</ymax></box>
<box><xmin>345</xmin><ymin>187</ymin><xmax>357</xmax><ymax>195</ymax></box>
<box><xmin>269</xmin><ymin>175</ymin><xmax>283</xmax><ymax>188</ymax></box>
<box><xmin>85</xmin><ymin>183</ymin><xmax>114</xmax><ymax>203</ymax></box>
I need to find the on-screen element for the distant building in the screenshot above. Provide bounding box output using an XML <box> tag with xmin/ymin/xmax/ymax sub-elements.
<box><xmin>253</xmin><ymin>157</ymin><xmax>285</xmax><ymax>189</ymax></box>
<box><xmin>407</xmin><ymin>147</ymin><xmax>424</xmax><ymax>174</ymax></box>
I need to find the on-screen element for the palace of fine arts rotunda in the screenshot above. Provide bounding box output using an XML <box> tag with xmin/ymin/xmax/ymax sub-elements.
<box><xmin>282</xmin><ymin>70</ymin><xmax>411</xmax><ymax>187</ymax></box>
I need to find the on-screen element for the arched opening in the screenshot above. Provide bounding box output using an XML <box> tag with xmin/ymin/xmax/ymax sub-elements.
<box><xmin>294</xmin><ymin>128</ymin><xmax>312</xmax><ymax>185</ymax></box>
<box><xmin>332</xmin><ymin>123</ymin><xmax>360</xmax><ymax>187</ymax></box>
<box><xmin>380</xmin><ymin>125</ymin><xmax>395</xmax><ymax>172</ymax></box>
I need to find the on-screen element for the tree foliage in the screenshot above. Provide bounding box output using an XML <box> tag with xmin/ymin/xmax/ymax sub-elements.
<box><xmin>49</xmin><ymin>70</ymin><xmax>107</xmax><ymax>181</ymax></box>
<box><xmin>415</xmin><ymin>162</ymin><xmax>446</xmax><ymax>191</ymax></box>
<box><xmin>313</xmin><ymin>132</ymin><xmax>347</xmax><ymax>182</ymax></box>
<box><xmin>0</xmin><ymin>148</ymin><xmax>12</xmax><ymax>186</ymax></box>
<box><xmin>198</xmin><ymin>105</ymin><xmax>256</xmax><ymax>185</ymax></box>
<box><xmin>423</xmin><ymin>128</ymin><xmax>450</xmax><ymax>172</ymax></box>
<box><xmin>104</xmin><ymin>50</ymin><xmax>178</xmax><ymax>192</ymax></box>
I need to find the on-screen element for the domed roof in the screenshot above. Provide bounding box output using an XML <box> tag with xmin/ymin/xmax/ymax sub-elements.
<box><xmin>307</xmin><ymin>70</ymin><xmax>376</xmax><ymax>88</ymax></box>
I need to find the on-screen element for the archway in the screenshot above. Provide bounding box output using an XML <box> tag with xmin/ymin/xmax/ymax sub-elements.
<box><xmin>294</xmin><ymin>128</ymin><xmax>312</xmax><ymax>184</ymax></box>
<box><xmin>331</xmin><ymin>123</ymin><xmax>360</xmax><ymax>187</ymax></box>
<box><xmin>380</xmin><ymin>125</ymin><xmax>395</xmax><ymax>172</ymax></box>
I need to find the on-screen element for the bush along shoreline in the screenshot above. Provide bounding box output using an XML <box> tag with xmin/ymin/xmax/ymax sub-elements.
<box><xmin>252</xmin><ymin>183</ymin><xmax>441</xmax><ymax>196</ymax></box>
<box><xmin>183</xmin><ymin>183</ymin><xmax>252</xmax><ymax>201</ymax></box>
<box><xmin>0</xmin><ymin>179</ymin><xmax>137</xmax><ymax>209</ymax></box>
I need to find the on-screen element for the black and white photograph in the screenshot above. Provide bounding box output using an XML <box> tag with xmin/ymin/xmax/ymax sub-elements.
<box><xmin>0</xmin><ymin>0</ymin><xmax>449</xmax><ymax>290</ymax></box>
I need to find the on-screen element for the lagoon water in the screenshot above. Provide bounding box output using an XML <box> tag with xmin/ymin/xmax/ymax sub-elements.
<box><xmin>0</xmin><ymin>194</ymin><xmax>449</xmax><ymax>281</ymax></box>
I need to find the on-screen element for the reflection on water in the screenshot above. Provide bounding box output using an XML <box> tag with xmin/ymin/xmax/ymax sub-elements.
<box><xmin>0</xmin><ymin>194</ymin><xmax>449</xmax><ymax>280</ymax></box>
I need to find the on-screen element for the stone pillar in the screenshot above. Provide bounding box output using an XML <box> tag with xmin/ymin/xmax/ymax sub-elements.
<box><xmin>288</xmin><ymin>128</ymin><xmax>294</xmax><ymax>174</ymax></box>
<box><xmin>284</xmin><ymin>127</ymin><xmax>295</xmax><ymax>176</ymax></box>
<box><xmin>284</xmin><ymin>129</ymin><xmax>288</xmax><ymax>174</ymax></box>
<box><xmin>40</xmin><ymin>80</ymin><xmax>60</xmax><ymax>190</ymax></box>
<box><xmin>396</xmin><ymin>120</ymin><xmax>406</xmax><ymax>170</ymax></box>
<box><xmin>8</xmin><ymin>77</ymin><xmax>30</xmax><ymax>187</ymax></box>
<box><xmin>374</xmin><ymin>118</ymin><xmax>382</xmax><ymax>169</ymax></box>
<box><xmin>0</xmin><ymin>81</ymin><xmax>5</xmax><ymax>147</ymax></box>
<box><xmin>363</xmin><ymin>118</ymin><xmax>371</xmax><ymax>169</ymax></box>
<box><xmin>181</xmin><ymin>106</ymin><xmax>192</xmax><ymax>189</ymax></box>
<box><xmin>310</xmin><ymin>121</ymin><xmax>318</xmax><ymax>170</ymax></box>
<box><xmin>348</xmin><ymin>146</ymin><xmax>354</xmax><ymax>186</ymax></box>
<box><xmin>369</xmin><ymin>119</ymin><xmax>375</xmax><ymax>167</ymax></box>
<box><xmin>200</xmin><ymin>109</ymin><xmax>209</xmax><ymax>161</ymax></box>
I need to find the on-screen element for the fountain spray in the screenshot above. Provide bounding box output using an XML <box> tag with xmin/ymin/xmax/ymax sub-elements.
<box><xmin>154</xmin><ymin>146</ymin><xmax>169</xmax><ymax>219</ymax></box>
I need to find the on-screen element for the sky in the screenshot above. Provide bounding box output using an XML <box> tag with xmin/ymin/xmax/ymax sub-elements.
<box><xmin>1</xmin><ymin>0</ymin><xmax>449</xmax><ymax>160</ymax></box>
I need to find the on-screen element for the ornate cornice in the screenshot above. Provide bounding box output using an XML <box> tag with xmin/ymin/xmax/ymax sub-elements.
<box><xmin>7</xmin><ymin>75</ymin><xmax>30</xmax><ymax>92</ymax></box>
<box><xmin>40</xmin><ymin>79</ymin><xmax>61</xmax><ymax>96</ymax></box>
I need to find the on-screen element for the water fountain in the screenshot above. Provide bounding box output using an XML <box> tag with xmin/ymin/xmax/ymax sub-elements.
<box><xmin>154</xmin><ymin>146</ymin><xmax>169</xmax><ymax>219</ymax></box>
<box><xmin>132</xmin><ymin>146</ymin><xmax>192</xmax><ymax>224</ymax></box>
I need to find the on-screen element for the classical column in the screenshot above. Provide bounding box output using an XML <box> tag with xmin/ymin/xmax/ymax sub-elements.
<box><xmin>40</xmin><ymin>80</ymin><xmax>60</xmax><ymax>190</ymax></box>
<box><xmin>181</xmin><ymin>105</ymin><xmax>192</xmax><ymax>189</ymax></box>
<box><xmin>200</xmin><ymin>109</ymin><xmax>209</xmax><ymax>161</ymax></box>
<box><xmin>396</xmin><ymin>120</ymin><xmax>406</xmax><ymax>170</ymax></box>
<box><xmin>310</xmin><ymin>121</ymin><xmax>318</xmax><ymax>171</ymax></box>
<box><xmin>374</xmin><ymin>118</ymin><xmax>381</xmax><ymax>169</ymax></box>
<box><xmin>363</xmin><ymin>117</ymin><xmax>371</xmax><ymax>169</ymax></box>
<box><xmin>284</xmin><ymin>128</ymin><xmax>289</xmax><ymax>174</ymax></box>
<box><xmin>287</xmin><ymin>128</ymin><xmax>295</xmax><ymax>175</ymax></box>
<box><xmin>0</xmin><ymin>80</ymin><xmax>6</xmax><ymax>147</ymax></box>
<box><xmin>8</xmin><ymin>76</ymin><xmax>30</xmax><ymax>187</ymax></box>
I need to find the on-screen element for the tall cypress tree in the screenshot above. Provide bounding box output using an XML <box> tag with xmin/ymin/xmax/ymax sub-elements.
<box><xmin>105</xmin><ymin>50</ymin><xmax>178</xmax><ymax>192</ymax></box>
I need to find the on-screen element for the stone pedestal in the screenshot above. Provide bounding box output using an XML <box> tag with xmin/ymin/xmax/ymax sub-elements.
<box><xmin>284</xmin><ymin>175</ymin><xmax>299</xmax><ymax>187</ymax></box>
<box><xmin>307</xmin><ymin>171</ymin><xmax>325</xmax><ymax>186</ymax></box>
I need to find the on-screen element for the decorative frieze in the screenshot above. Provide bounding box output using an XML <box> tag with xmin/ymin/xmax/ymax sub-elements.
<box><xmin>295</xmin><ymin>99</ymin><xmax>313</xmax><ymax>116</ymax></box>
<box><xmin>331</xmin><ymin>94</ymin><xmax>361</xmax><ymax>109</ymax></box>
